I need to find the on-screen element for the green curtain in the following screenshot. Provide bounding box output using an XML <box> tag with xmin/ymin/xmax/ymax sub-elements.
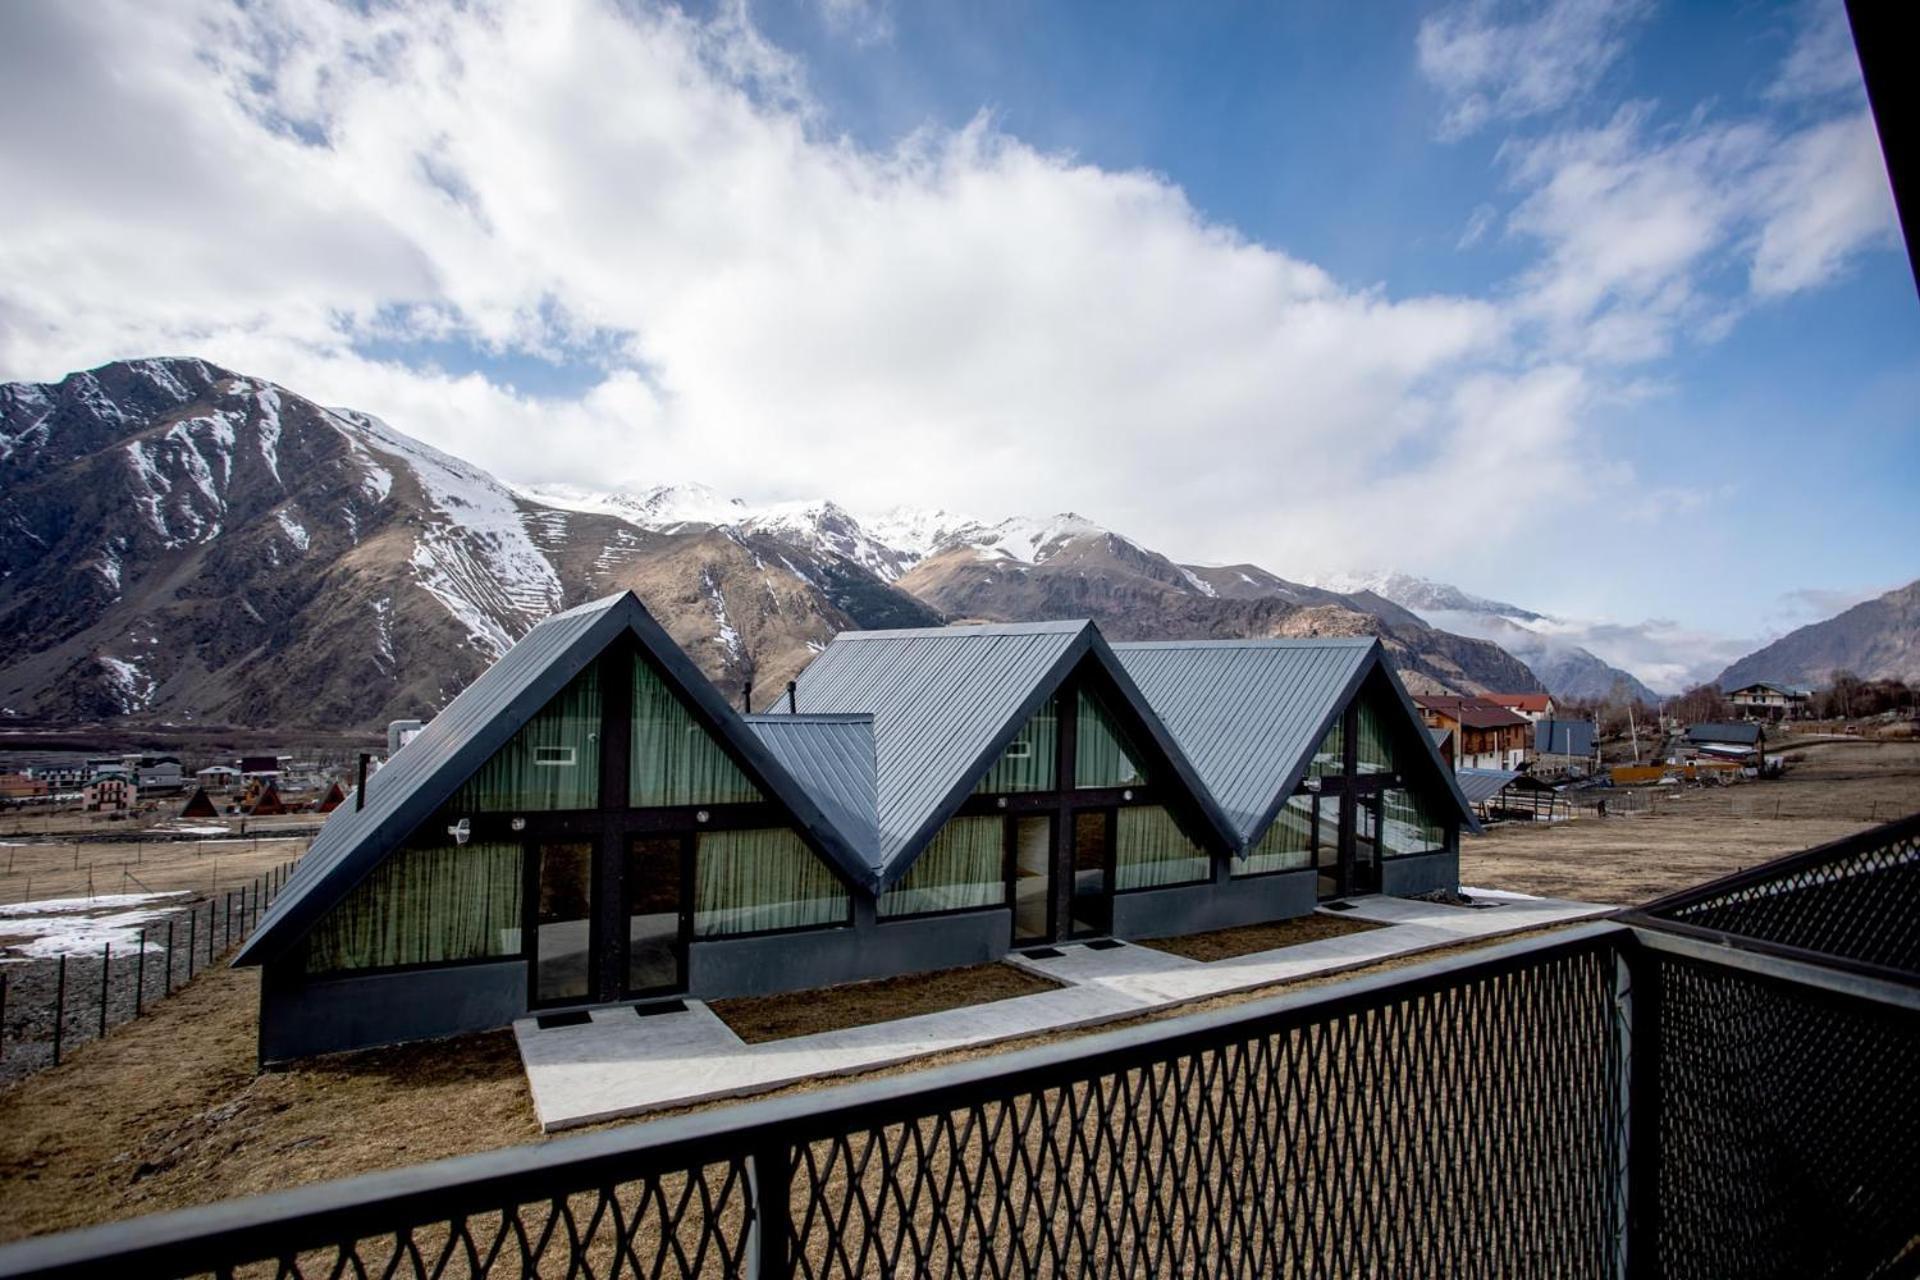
<box><xmin>694</xmin><ymin>828</ymin><xmax>848</xmax><ymax>935</ymax></box>
<box><xmin>1240</xmin><ymin>793</ymin><xmax>1314</xmax><ymax>875</ymax></box>
<box><xmin>1114</xmin><ymin>805</ymin><xmax>1210</xmax><ymax>890</ymax></box>
<box><xmin>1308</xmin><ymin>718</ymin><xmax>1344</xmax><ymax>778</ymax></box>
<box><xmin>975</xmin><ymin>697</ymin><xmax>1058</xmax><ymax>793</ymax></box>
<box><xmin>1382</xmin><ymin>787</ymin><xmax>1448</xmax><ymax>856</ymax></box>
<box><xmin>303</xmin><ymin>840</ymin><xmax>524</xmax><ymax>974</ymax></box>
<box><xmin>1356</xmin><ymin>696</ymin><xmax>1395</xmax><ymax>775</ymax></box>
<box><xmin>1076</xmin><ymin>688</ymin><xmax>1147</xmax><ymax>789</ymax></box>
<box><xmin>448</xmin><ymin>666</ymin><xmax>600</xmax><ymax>812</ymax></box>
<box><xmin>632</xmin><ymin>658</ymin><xmax>762</xmax><ymax>807</ymax></box>
<box><xmin>880</xmin><ymin>816</ymin><xmax>1004</xmax><ymax>917</ymax></box>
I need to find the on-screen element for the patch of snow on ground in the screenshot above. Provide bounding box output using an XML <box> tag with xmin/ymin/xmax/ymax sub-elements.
<box><xmin>0</xmin><ymin>891</ymin><xmax>193</xmax><ymax>959</ymax></box>
<box><xmin>1458</xmin><ymin>886</ymin><xmax>1543</xmax><ymax>901</ymax></box>
<box><xmin>274</xmin><ymin>508</ymin><xmax>310</xmax><ymax>552</ymax></box>
<box><xmin>701</xmin><ymin>569</ymin><xmax>742</xmax><ymax>661</ymax></box>
<box><xmin>1177</xmin><ymin>566</ymin><xmax>1219</xmax><ymax>598</ymax></box>
<box><xmin>98</xmin><ymin>655</ymin><xmax>155</xmax><ymax>713</ymax></box>
<box><xmin>371</xmin><ymin>596</ymin><xmax>396</xmax><ymax>667</ymax></box>
<box><xmin>254</xmin><ymin>386</ymin><xmax>283</xmax><ymax>484</ymax></box>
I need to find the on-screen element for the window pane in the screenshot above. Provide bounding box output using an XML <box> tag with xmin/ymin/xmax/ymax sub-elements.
<box><xmin>535</xmin><ymin>841</ymin><xmax>594</xmax><ymax>1004</ymax></box>
<box><xmin>1075</xmin><ymin>688</ymin><xmax>1146</xmax><ymax>788</ymax></box>
<box><xmin>627</xmin><ymin>836</ymin><xmax>684</xmax><ymax>993</ymax></box>
<box><xmin>1071</xmin><ymin>810</ymin><xmax>1112</xmax><ymax>933</ymax></box>
<box><xmin>1114</xmin><ymin>805</ymin><xmax>1211</xmax><ymax>890</ymax></box>
<box><xmin>1383</xmin><ymin>787</ymin><xmax>1449</xmax><ymax>856</ymax></box>
<box><xmin>1356</xmin><ymin>697</ymin><xmax>1394</xmax><ymax>774</ymax></box>
<box><xmin>632</xmin><ymin>658</ymin><xmax>762</xmax><ymax>807</ymax></box>
<box><xmin>304</xmin><ymin>839</ymin><xmax>523</xmax><ymax>975</ymax></box>
<box><xmin>449</xmin><ymin>665</ymin><xmax>600</xmax><ymax>812</ymax></box>
<box><xmin>1241</xmin><ymin>793</ymin><xmax>1313</xmax><ymax>875</ymax></box>
<box><xmin>1309</xmin><ymin>718</ymin><xmax>1344</xmax><ymax>777</ymax></box>
<box><xmin>976</xmin><ymin>698</ymin><xmax>1058</xmax><ymax>793</ymax></box>
<box><xmin>1012</xmin><ymin>816</ymin><xmax>1052</xmax><ymax>944</ymax></box>
<box><xmin>880</xmin><ymin>816</ymin><xmax>1005</xmax><ymax>917</ymax></box>
<box><xmin>694</xmin><ymin>828</ymin><xmax>847</xmax><ymax>935</ymax></box>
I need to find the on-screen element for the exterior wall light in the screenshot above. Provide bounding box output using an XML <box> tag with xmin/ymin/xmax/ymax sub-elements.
<box><xmin>996</xmin><ymin>797</ymin><xmax>1008</xmax><ymax>809</ymax></box>
<box><xmin>1122</xmin><ymin>789</ymin><xmax>1134</xmax><ymax>802</ymax></box>
<box><xmin>510</xmin><ymin>816</ymin><xmax>526</xmax><ymax>832</ymax></box>
<box><xmin>696</xmin><ymin>810</ymin><xmax>710</xmax><ymax>824</ymax></box>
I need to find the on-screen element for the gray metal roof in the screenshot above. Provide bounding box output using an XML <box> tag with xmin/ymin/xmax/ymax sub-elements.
<box><xmin>1535</xmin><ymin>719</ymin><xmax>1598</xmax><ymax>756</ymax></box>
<box><xmin>1686</xmin><ymin>721</ymin><xmax>1761</xmax><ymax>746</ymax></box>
<box><xmin>235</xmin><ymin>592</ymin><xmax>874</xmax><ymax>966</ymax></box>
<box><xmin>792</xmin><ymin>620</ymin><xmax>1236</xmax><ymax>883</ymax></box>
<box><xmin>744</xmin><ymin>715</ymin><xmax>878</xmax><ymax>871</ymax></box>
<box><xmin>1113</xmin><ymin>637</ymin><xmax>1481</xmax><ymax>846</ymax></box>
<box><xmin>1455</xmin><ymin>767</ymin><xmax>1522</xmax><ymax>804</ymax></box>
<box><xmin>1429</xmin><ymin>725</ymin><xmax>1452</xmax><ymax>749</ymax></box>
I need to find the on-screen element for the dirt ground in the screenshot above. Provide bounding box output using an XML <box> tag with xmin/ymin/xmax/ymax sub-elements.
<box><xmin>1462</xmin><ymin>738</ymin><xmax>1920</xmax><ymax>906</ymax></box>
<box><xmin>1145</xmin><ymin>913</ymin><xmax>1382</xmax><ymax>961</ymax></box>
<box><xmin>712</xmin><ymin>962</ymin><xmax>1059</xmax><ymax>1044</ymax></box>
<box><xmin>0</xmin><ymin>834</ymin><xmax>309</xmax><ymax>906</ymax></box>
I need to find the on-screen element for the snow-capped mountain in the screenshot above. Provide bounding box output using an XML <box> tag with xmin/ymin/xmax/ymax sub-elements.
<box><xmin>1</xmin><ymin>357</ymin><xmax>1568</xmax><ymax>730</ymax></box>
<box><xmin>1308</xmin><ymin>570</ymin><xmax>1661</xmax><ymax>702</ymax></box>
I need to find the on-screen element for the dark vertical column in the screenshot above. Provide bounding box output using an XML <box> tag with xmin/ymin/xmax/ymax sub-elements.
<box><xmin>1338</xmin><ymin>700</ymin><xmax>1359</xmax><ymax>896</ymax></box>
<box><xmin>1624</xmin><ymin>939</ymin><xmax>1663</xmax><ymax>1277</ymax></box>
<box><xmin>598</xmin><ymin>643</ymin><xmax>635</xmax><ymax>1003</ymax></box>
<box><xmin>1052</xmin><ymin>678</ymin><xmax>1079</xmax><ymax>943</ymax></box>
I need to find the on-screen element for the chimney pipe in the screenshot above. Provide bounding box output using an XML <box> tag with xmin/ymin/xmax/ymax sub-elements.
<box><xmin>786</xmin><ymin>680</ymin><xmax>798</xmax><ymax>714</ymax></box>
<box><xmin>743</xmin><ymin>680</ymin><xmax>753</xmax><ymax>715</ymax></box>
<box><xmin>356</xmin><ymin>753</ymin><xmax>370</xmax><ymax>811</ymax></box>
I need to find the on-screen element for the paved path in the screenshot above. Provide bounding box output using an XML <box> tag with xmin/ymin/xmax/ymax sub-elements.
<box><xmin>515</xmin><ymin>892</ymin><xmax>1608</xmax><ymax>1131</ymax></box>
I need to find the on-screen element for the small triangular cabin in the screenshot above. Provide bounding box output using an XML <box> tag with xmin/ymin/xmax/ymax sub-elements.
<box><xmin>244</xmin><ymin>780</ymin><xmax>290</xmax><ymax>816</ymax></box>
<box><xmin>236</xmin><ymin>592</ymin><xmax>1474</xmax><ymax>1061</ymax></box>
<box><xmin>314</xmin><ymin>781</ymin><xmax>347</xmax><ymax>814</ymax></box>
<box><xmin>178</xmin><ymin>787</ymin><xmax>220</xmax><ymax>819</ymax></box>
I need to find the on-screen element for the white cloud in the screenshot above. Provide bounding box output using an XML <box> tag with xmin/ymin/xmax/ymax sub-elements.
<box><xmin>813</xmin><ymin>0</ymin><xmax>894</xmax><ymax>47</ymax></box>
<box><xmin>1768</xmin><ymin>0</ymin><xmax>1863</xmax><ymax>103</ymax></box>
<box><xmin>1417</xmin><ymin>0</ymin><xmax>1653</xmax><ymax>140</ymax></box>
<box><xmin>1749</xmin><ymin>111</ymin><xmax>1898</xmax><ymax>296</ymax></box>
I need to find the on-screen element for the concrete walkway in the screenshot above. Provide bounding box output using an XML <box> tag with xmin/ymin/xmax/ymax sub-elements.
<box><xmin>515</xmin><ymin>892</ymin><xmax>1607</xmax><ymax>1131</ymax></box>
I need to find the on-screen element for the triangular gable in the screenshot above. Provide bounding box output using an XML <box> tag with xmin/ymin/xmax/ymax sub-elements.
<box><xmin>1114</xmin><ymin>638</ymin><xmax>1480</xmax><ymax>852</ymax></box>
<box><xmin>235</xmin><ymin>591</ymin><xmax>871</xmax><ymax>967</ymax></box>
<box><xmin>179</xmin><ymin>787</ymin><xmax>219</xmax><ymax>819</ymax></box>
<box><xmin>793</xmin><ymin>620</ymin><xmax>1237</xmax><ymax>890</ymax></box>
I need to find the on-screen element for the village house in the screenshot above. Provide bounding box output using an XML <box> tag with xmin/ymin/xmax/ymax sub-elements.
<box><xmin>82</xmin><ymin>775</ymin><xmax>134</xmax><ymax>812</ymax></box>
<box><xmin>1725</xmin><ymin>682</ymin><xmax>1811</xmax><ymax>721</ymax></box>
<box><xmin>236</xmin><ymin>592</ymin><xmax>1476</xmax><ymax>1061</ymax></box>
<box><xmin>1411</xmin><ymin>695</ymin><xmax>1532</xmax><ymax>771</ymax></box>
<box><xmin>0</xmin><ymin>772</ymin><xmax>50</xmax><ymax>801</ymax></box>
<box><xmin>1685</xmin><ymin>721</ymin><xmax>1766</xmax><ymax>765</ymax></box>
<box><xmin>1482</xmin><ymin>692</ymin><xmax>1556</xmax><ymax>723</ymax></box>
<box><xmin>1533</xmin><ymin>718</ymin><xmax>1600</xmax><ymax>779</ymax></box>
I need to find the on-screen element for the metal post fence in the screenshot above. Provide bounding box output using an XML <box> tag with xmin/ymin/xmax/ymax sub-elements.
<box><xmin>50</xmin><ymin>954</ymin><xmax>64</xmax><ymax>1066</ymax></box>
<box><xmin>135</xmin><ymin>928</ymin><xmax>146</xmax><ymax>1017</ymax></box>
<box><xmin>97</xmin><ymin>944</ymin><xmax>110</xmax><ymax>1039</ymax></box>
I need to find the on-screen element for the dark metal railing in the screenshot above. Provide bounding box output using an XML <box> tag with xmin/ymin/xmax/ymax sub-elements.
<box><xmin>0</xmin><ymin>815</ymin><xmax>1916</xmax><ymax>1279</ymax></box>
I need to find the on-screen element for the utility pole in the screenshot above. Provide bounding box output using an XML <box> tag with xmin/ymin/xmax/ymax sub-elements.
<box><xmin>1627</xmin><ymin>701</ymin><xmax>1640</xmax><ymax>764</ymax></box>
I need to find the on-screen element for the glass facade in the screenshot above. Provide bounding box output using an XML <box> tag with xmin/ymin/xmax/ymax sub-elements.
<box><xmin>975</xmin><ymin>697</ymin><xmax>1059</xmax><ymax>793</ymax></box>
<box><xmin>1382</xmin><ymin>787</ymin><xmax>1448</xmax><ymax>856</ymax></box>
<box><xmin>879</xmin><ymin>816</ymin><xmax>1005</xmax><ymax>917</ymax></box>
<box><xmin>303</xmin><ymin>839</ymin><xmax>524</xmax><ymax>974</ymax></box>
<box><xmin>1356</xmin><ymin>698</ymin><xmax>1394</xmax><ymax>774</ymax></box>
<box><xmin>1239</xmin><ymin>793</ymin><xmax>1314</xmax><ymax>875</ymax></box>
<box><xmin>632</xmin><ymin>658</ymin><xmax>761</xmax><ymax>807</ymax></box>
<box><xmin>1114</xmin><ymin>805</ymin><xmax>1211</xmax><ymax>890</ymax></box>
<box><xmin>1309</xmin><ymin>718</ymin><xmax>1344</xmax><ymax>778</ymax></box>
<box><xmin>1076</xmin><ymin>688</ymin><xmax>1146</xmax><ymax>788</ymax></box>
<box><xmin>694</xmin><ymin>828</ymin><xmax>849</xmax><ymax>936</ymax></box>
<box><xmin>447</xmin><ymin>665</ymin><xmax>601</xmax><ymax>813</ymax></box>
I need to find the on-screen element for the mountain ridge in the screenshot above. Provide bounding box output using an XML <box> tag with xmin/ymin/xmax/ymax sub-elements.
<box><xmin>1716</xmin><ymin>580</ymin><xmax>1920</xmax><ymax>689</ymax></box>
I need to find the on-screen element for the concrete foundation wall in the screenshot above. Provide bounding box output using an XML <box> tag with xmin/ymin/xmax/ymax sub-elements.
<box><xmin>1111</xmin><ymin>869</ymin><xmax>1316</xmax><ymax>940</ymax></box>
<box><xmin>259</xmin><ymin>959</ymin><xmax>527</xmax><ymax>1063</ymax></box>
<box><xmin>688</xmin><ymin>909</ymin><xmax>1012</xmax><ymax>999</ymax></box>
<box><xmin>1381</xmin><ymin>849</ymin><xmax>1458</xmax><ymax>898</ymax></box>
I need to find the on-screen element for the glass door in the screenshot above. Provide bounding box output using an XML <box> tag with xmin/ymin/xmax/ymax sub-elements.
<box><xmin>626</xmin><ymin>835</ymin><xmax>688</xmax><ymax>996</ymax></box>
<box><xmin>1315</xmin><ymin>795</ymin><xmax>1343</xmax><ymax>899</ymax></box>
<box><xmin>1011</xmin><ymin>815</ymin><xmax>1054</xmax><ymax>945</ymax></box>
<box><xmin>1068</xmin><ymin>810</ymin><xmax>1113</xmax><ymax>938</ymax></box>
<box><xmin>532</xmin><ymin>840</ymin><xmax>595</xmax><ymax>1006</ymax></box>
<box><xmin>1351</xmin><ymin>792</ymin><xmax>1381</xmax><ymax>896</ymax></box>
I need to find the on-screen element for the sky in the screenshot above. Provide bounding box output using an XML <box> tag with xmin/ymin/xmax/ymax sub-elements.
<box><xmin>0</xmin><ymin>0</ymin><xmax>1914</xmax><ymax>692</ymax></box>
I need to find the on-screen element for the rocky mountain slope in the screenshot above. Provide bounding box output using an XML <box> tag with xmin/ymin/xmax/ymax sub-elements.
<box><xmin>1717</xmin><ymin>579</ymin><xmax>1920</xmax><ymax>689</ymax></box>
<box><xmin>1320</xmin><ymin>569</ymin><xmax>1660</xmax><ymax>703</ymax></box>
<box><xmin>1</xmin><ymin>357</ymin><xmax>1542</xmax><ymax>730</ymax></box>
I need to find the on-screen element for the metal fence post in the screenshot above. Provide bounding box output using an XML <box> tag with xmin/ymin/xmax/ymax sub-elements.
<box><xmin>98</xmin><ymin>944</ymin><xmax>110</xmax><ymax>1038</ymax></box>
<box><xmin>165</xmin><ymin>919</ymin><xmax>175</xmax><ymax>993</ymax></box>
<box><xmin>1624</xmin><ymin>939</ymin><xmax>1662</xmax><ymax>1278</ymax></box>
<box><xmin>187</xmin><ymin>910</ymin><xmax>196</xmax><ymax>979</ymax></box>
<box><xmin>52</xmin><ymin>955</ymin><xmax>65</xmax><ymax>1066</ymax></box>
<box><xmin>135</xmin><ymin>928</ymin><xmax>146</xmax><ymax>1017</ymax></box>
<box><xmin>751</xmin><ymin>1140</ymin><xmax>794</xmax><ymax>1280</ymax></box>
<box><xmin>0</xmin><ymin>969</ymin><xmax>7</xmax><ymax>1065</ymax></box>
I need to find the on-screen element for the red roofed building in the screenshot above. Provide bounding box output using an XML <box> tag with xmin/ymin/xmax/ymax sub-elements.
<box><xmin>1482</xmin><ymin>692</ymin><xmax>1556</xmax><ymax>723</ymax></box>
<box><xmin>1413</xmin><ymin>695</ymin><xmax>1533</xmax><ymax>771</ymax></box>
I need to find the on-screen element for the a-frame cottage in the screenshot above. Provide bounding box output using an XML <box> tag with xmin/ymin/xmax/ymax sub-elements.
<box><xmin>237</xmin><ymin>593</ymin><xmax>1474</xmax><ymax>1060</ymax></box>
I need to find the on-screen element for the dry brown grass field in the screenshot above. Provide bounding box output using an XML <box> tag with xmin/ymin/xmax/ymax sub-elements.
<box><xmin>0</xmin><ymin>834</ymin><xmax>309</xmax><ymax>906</ymax></box>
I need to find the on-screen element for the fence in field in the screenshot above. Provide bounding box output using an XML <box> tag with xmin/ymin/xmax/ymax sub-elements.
<box><xmin>0</xmin><ymin>858</ymin><xmax>299</xmax><ymax>1080</ymax></box>
<box><xmin>0</xmin><ymin>813</ymin><xmax>1914</xmax><ymax>1278</ymax></box>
